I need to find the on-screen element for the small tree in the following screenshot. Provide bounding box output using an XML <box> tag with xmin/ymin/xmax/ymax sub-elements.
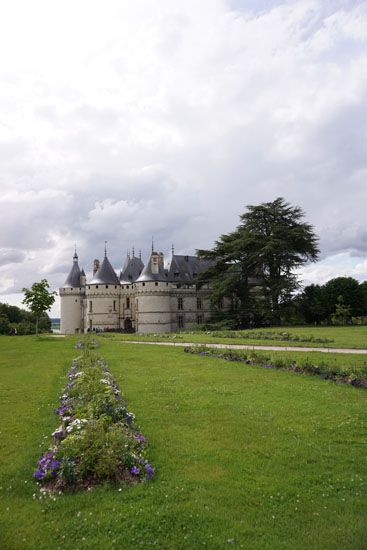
<box><xmin>22</xmin><ymin>279</ymin><xmax>56</xmax><ymax>336</ymax></box>
<box><xmin>331</xmin><ymin>295</ymin><xmax>352</xmax><ymax>326</ymax></box>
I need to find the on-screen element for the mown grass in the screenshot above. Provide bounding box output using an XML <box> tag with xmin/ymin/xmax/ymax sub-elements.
<box><xmin>111</xmin><ymin>325</ymin><xmax>367</xmax><ymax>349</ymax></box>
<box><xmin>0</xmin><ymin>336</ymin><xmax>366</xmax><ymax>549</ymax></box>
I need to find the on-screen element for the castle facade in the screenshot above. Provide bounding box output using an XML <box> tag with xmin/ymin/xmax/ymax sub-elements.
<box><xmin>59</xmin><ymin>248</ymin><xmax>213</xmax><ymax>334</ymax></box>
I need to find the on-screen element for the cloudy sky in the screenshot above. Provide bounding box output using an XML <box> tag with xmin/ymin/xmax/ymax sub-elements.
<box><xmin>0</xmin><ymin>0</ymin><xmax>366</xmax><ymax>316</ymax></box>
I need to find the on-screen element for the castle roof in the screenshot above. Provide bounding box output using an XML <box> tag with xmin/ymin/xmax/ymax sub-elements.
<box><xmin>120</xmin><ymin>255</ymin><xmax>144</xmax><ymax>284</ymax></box>
<box><xmin>63</xmin><ymin>253</ymin><xmax>82</xmax><ymax>287</ymax></box>
<box><xmin>168</xmin><ymin>254</ymin><xmax>212</xmax><ymax>282</ymax></box>
<box><xmin>89</xmin><ymin>254</ymin><xmax>119</xmax><ymax>285</ymax></box>
<box><xmin>136</xmin><ymin>252</ymin><xmax>168</xmax><ymax>282</ymax></box>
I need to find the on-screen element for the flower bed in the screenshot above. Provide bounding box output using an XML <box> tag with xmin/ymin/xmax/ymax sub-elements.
<box><xmin>33</xmin><ymin>344</ymin><xmax>154</xmax><ymax>491</ymax></box>
<box><xmin>208</xmin><ymin>330</ymin><xmax>335</xmax><ymax>344</ymax></box>
<box><xmin>184</xmin><ymin>346</ymin><xmax>367</xmax><ymax>388</ymax></box>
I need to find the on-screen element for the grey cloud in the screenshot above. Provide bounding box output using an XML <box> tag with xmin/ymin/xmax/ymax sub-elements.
<box><xmin>0</xmin><ymin>249</ymin><xmax>26</xmax><ymax>267</ymax></box>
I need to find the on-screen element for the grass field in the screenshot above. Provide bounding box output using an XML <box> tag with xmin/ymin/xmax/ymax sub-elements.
<box><xmin>112</xmin><ymin>325</ymin><xmax>367</xmax><ymax>349</ymax></box>
<box><xmin>0</xmin><ymin>336</ymin><xmax>366</xmax><ymax>549</ymax></box>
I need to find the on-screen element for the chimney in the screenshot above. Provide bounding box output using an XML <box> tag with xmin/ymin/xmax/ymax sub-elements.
<box><xmin>151</xmin><ymin>252</ymin><xmax>159</xmax><ymax>274</ymax></box>
<box><xmin>93</xmin><ymin>259</ymin><xmax>100</xmax><ymax>275</ymax></box>
<box><xmin>158</xmin><ymin>252</ymin><xmax>164</xmax><ymax>269</ymax></box>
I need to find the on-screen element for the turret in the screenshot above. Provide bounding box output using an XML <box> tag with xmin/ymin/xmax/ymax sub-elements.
<box><xmin>135</xmin><ymin>250</ymin><xmax>171</xmax><ymax>333</ymax></box>
<box><xmin>59</xmin><ymin>250</ymin><xmax>85</xmax><ymax>334</ymax></box>
<box><xmin>86</xmin><ymin>247</ymin><xmax>120</xmax><ymax>332</ymax></box>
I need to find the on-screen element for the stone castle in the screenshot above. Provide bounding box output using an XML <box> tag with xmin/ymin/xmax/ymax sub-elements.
<box><xmin>59</xmin><ymin>246</ymin><xmax>213</xmax><ymax>334</ymax></box>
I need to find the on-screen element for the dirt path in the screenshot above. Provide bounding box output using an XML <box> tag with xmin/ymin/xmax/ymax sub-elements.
<box><xmin>121</xmin><ymin>340</ymin><xmax>367</xmax><ymax>354</ymax></box>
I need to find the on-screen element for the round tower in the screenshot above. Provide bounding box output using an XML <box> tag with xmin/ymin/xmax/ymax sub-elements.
<box><xmin>134</xmin><ymin>251</ymin><xmax>171</xmax><ymax>333</ymax></box>
<box><xmin>60</xmin><ymin>250</ymin><xmax>85</xmax><ymax>334</ymax></box>
<box><xmin>85</xmin><ymin>250</ymin><xmax>121</xmax><ymax>332</ymax></box>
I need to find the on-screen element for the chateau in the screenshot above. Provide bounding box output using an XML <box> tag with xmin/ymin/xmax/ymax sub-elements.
<box><xmin>59</xmin><ymin>247</ymin><xmax>213</xmax><ymax>334</ymax></box>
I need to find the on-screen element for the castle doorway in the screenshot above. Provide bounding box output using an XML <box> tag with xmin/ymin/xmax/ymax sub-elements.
<box><xmin>124</xmin><ymin>318</ymin><xmax>133</xmax><ymax>332</ymax></box>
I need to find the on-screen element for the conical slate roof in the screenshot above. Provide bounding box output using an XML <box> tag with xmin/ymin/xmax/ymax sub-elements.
<box><xmin>136</xmin><ymin>253</ymin><xmax>168</xmax><ymax>282</ymax></box>
<box><xmin>120</xmin><ymin>255</ymin><xmax>144</xmax><ymax>283</ymax></box>
<box><xmin>63</xmin><ymin>253</ymin><xmax>82</xmax><ymax>287</ymax></box>
<box><xmin>89</xmin><ymin>254</ymin><xmax>119</xmax><ymax>284</ymax></box>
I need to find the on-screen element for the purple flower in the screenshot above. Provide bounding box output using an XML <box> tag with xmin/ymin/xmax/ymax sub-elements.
<box><xmin>134</xmin><ymin>434</ymin><xmax>146</xmax><ymax>443</ymax></box>
<box><xmin>33</xmin><ymin>469</ymin><xmax>45</xmax><ymax>479</ymax></box>
<box><xmin>130</xmin><ymin>466</ymin><xmax>140</xmax><ymax>475</ymax></box>
<box><xmin>56</xmin><ymin>405</ymin><xmax>69</xmax><ymax>416</ymax></box>
<box><xmin>145</xmin><ymin>463</ymin><xmax>154</xmax><ymax>481</ymax></box>
<box><xmin>38</xmin><ymin>451</ymin><xmax>54</xmax><ymax>468</ymax></box>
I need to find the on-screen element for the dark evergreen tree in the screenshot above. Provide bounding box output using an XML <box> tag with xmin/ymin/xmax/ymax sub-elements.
<box><xmin>198</xmin><ymin>198</ymin><xmax>319</xmax><ymax>326</ymax></box>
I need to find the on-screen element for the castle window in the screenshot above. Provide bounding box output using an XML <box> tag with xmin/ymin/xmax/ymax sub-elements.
<box><xmin>115</xmin><ymin>285</ymin><xmax>117</xmax><ymax>289</ymax></box>
<box><xmin>178</xmin><ymin>315</ymin><xmax>184</xmax><ymax>329</ymax></box>
<box><xmin>75</xmin><ymin>299</ymin><xmax>78</xmax><ymax>303</ymax></box>
<box><xmin>135</xmin><ymin>299</ymin><xmax>138</xmax><ymax>311</ymax></box>
<box><xmin>96</xmin><ymin>285</ymin><xmax>99</xmax><ymax>289</ymax></box>
<box><xmin>155</xmin><ymin>282</ymin><xmax>158</xmax><ymax>286</ymax></box>
<box><xmin>126</xmin><ymin>297</ymin><xmax>130</xmax><ymax>309</ymax></box>
<box><xmin>197</xmin><ymin>297</ymin><xmax>202</xmax><ymax>310</ymax></box>
<box><xmin>142</xmin><ymin>282</ymin><xmax>145</xmax><ymax>286</ymax></box>
<box><xmin>89</xmin><ymin>301</ymin><xmax>92</xmax><ymax>313</ymax></box>
<box><xmin>106</xmin><ymin>285</ymin><xmax>109</xmax><ymax>289</ymax></box>
<box><xmin>197</xmin><ymin>314</ymin><xmax>203</xmax><ymax>325</ymax></box>
<box><xmin>113</xmin><ymin>300</ymin><xmax>116</xmax><ymax>311</ymax></box>
<box><xmin>178</xmin><ymin>297</ymin><xmax>183</xmax><ymax>310</ymax></box>
<box><xmin>88</xmin><ymin>286</ymin><xmax>90</xmax><ymax>289</ymax></box>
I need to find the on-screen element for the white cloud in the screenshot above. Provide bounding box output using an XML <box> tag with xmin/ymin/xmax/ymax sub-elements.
<box><xmin>0</xmin><ymin>0</ymin><xmax>366</xmax><ymax>316</ymax></box>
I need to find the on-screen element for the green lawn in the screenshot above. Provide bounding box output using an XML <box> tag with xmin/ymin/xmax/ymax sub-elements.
<box><xmin>111</xmin><ymin>325</ymin><xmax>367</xmax><ymax>349</ymax></box>
<box><xmin>0</xmin><ymin>336</ymin><xmax>366</xmax><ymax>549</ymax></box>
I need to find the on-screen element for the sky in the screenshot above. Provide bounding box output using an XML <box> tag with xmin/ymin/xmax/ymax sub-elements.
<box><xmin>0</xmin><ymin>0</ymin><xmax>366</xmax><ymax>317</ymax></box>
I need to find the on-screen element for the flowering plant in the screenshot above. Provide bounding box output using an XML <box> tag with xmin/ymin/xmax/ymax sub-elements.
<box><xmin>33</xmin><ymin>341</ymin><xmax>154</xmax><ymax>490</ymax></box>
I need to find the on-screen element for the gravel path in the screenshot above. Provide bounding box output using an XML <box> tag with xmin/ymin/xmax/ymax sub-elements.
<box><xmin>121</xmin><ymin>340</ymin><xmax>367</xmax><ymax>354</ymax></box>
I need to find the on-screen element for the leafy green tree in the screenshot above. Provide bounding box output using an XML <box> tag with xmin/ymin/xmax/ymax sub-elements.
<box><xmin>297</xmin><ymin>284</ymin><xmax>328</xmax><ymax>324</ymax></box>
<box><xmin>331</xmin><ymin>295</ymin><xmax>352</xmax><ymax>325</ymax></box>
<box><xmin>0</xmin><ymin>314</ymin><xmax>10</xmax><ymax>334</ymax></box>
<box><xmin>22</xmin><ymin>279</ymin><xmax>56</xmax><ymax>336</ymax></box>
<box><xmin>359</xmin><ymin>281</ymin><xmax>367</xmax><ymax>315</ymax></box>
<box><xmin>322</xmin><ymin>277</ymin><xmax>364</xmax><ymax>319</ymax></box>
<box><xmin>198</xmin><ymin>197</ymin><xmax>319</xmax><ymax>326</ymax></box>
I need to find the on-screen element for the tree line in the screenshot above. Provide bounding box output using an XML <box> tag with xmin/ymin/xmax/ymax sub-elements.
<box><xmin>0</xmin><ymin>302</ymin><xmax>51</xmax><ymax>335</ymax></box>
<box><xmin>294</xmin><ymin>277</ymin><xmax>367</xmax><ymax>325</ymax></box>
